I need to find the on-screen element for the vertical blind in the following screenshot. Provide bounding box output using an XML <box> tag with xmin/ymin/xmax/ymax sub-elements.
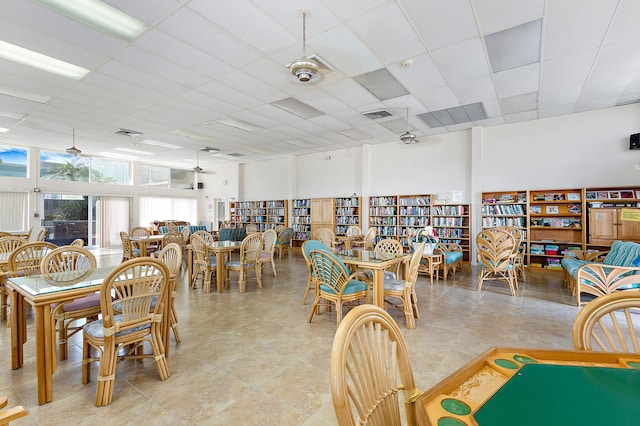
<box><xmin>97</xmin><ymin>197</ymin><xmax>131</xmax><ymax>247</ymax></box>
<box><xmin>0</xmin><ymin>192</ymin><xmax>29</xmax><ymax>231</ymax></box>
<box><xmin>139</xmin><ymin>197</ymin><xmax>197</xmax><ymax>228</ymax></box>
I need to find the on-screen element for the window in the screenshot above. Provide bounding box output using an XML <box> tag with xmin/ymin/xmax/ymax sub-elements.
<box><xmin>139</xmin><ymin>196</ymin><xmax>197</xmax><ymax>227</ymax></box>
<box><xmin>170</xmin><ymin>168</ymin><xmax>193</xmax><ymax>189</ymax></box>
<box><xmin>90</xmin><ymin>157</ymin><xmax>131</xmax><ymax>185</ymax></box>
<box><xmin>0</xmin><ymin>192</ymin><xmax>29</xmax><ymax>230</ymax></box>
<box><xmin>40</xmin><ymin>151</ymin><xmax>131</xmax><ymax>184</ymax></box>
<box><xmin>0</xmin><ymin>146</ymin><xmax>28</xmax><ymax>178</ymax></box>
<box><xmin>140</xmin><ymin>164</ymin><xmax>193</xmax><ymax>189</ymax></box>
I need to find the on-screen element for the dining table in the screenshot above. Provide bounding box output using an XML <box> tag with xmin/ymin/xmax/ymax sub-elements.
<box><xmin>6</xmin><ymin>265</ymin><xmax>171</xmax><ymax>405</ymax></box>
<box><xmin>129</xmin><ymin>234</ymin><xmax>164</xmax><ymax>256</ymax></box>
<box><xmin>334</xmin><ymin>249</ymin><xmax>410</xmax><ymax>308</ymax></box>
<box><xmin>335</xmin><ymin>234</ymin><xmax>362</xmax><ymax>250</ymax></box>
<box><xmin>187</xmin><ymin>240</ymin><xmax>242</xmax><ymax>293</ymax></box>
<box><xmin>415</xmin><ymin>347</ymin><xmax>640</xmax><ymax>425</ymax></box>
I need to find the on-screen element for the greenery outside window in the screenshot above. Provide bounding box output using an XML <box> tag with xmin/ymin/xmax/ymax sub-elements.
<box><xmin>40</xmin><ymin>151</ymin><xmax>131</xmax><ymax>184</ymax></box>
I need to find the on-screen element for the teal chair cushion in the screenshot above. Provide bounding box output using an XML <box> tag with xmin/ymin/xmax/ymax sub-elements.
<box><xmin>602</xmin><ymin>240</ymin><xmax>640</xmax><ymax>266</ymax></box>
<box><xmin>444</xmin><ymin>251</ymin><xmax>463</xmax><ymax>265</ymax></box>
<box><xmin>319</xmin><ymin>279</ymin><xmax>367</xmax><ymax>295</ymax></box>
<box><xmin>219</xmin><ymin>228</ymin><xmax>246</xmax><ymax>242</ymax></box>
<box><xmin>560</xmin><ymin>258</ymin><xmax>590</xmax><ymax>278</ymax></box>
<box><xmin>304</xmin><ymin>240</ymin><xmax>350</xmax><ymax>273</ymax></box>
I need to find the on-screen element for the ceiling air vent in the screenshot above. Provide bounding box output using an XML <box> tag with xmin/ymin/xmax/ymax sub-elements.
<box><xmin>226</xmin><ymin>153</ymin><xmax>244</xmax><ymax>157</ymax></box>
<box><xmin>113</xmin><ymin>128</ymin><xmax>143</xmax><ymax>137</ymax></box>
<box><xmin>362</xmin><ymin>109</ymin><xmax>394</xmax><ymax>120</ymax></box>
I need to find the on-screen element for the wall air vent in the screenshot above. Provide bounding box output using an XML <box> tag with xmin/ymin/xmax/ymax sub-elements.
<box><xmin>113</xmin><ymin>128</ymin><xmax>143</xmax><ymax>137</ymax></box>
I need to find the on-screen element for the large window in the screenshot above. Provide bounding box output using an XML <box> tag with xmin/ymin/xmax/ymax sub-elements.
<box><xmin>40</xmin><ymin>151</ymin><xmax>131</xmax><ymax>184</ymax></box>
<box><xmin>0</xmin><ymin>192</ymin><xmax>29</xmax><ymax>230</ymax></box>
<box><xmin>139</xmin><ymin>164</ymin><xmax>193</xmax><ymax>189</ymax></box>
<box><xmin>0</xmin><ymin>146</ymin><xmax>28</xmax><ymax>178</ymax></box>
<box><xmin>139</xmin><ymin>197</ymin><xmax>197</xmax><ymax>227</ymax></box>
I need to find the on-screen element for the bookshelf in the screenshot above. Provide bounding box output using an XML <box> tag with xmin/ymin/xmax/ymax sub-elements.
<box><xmin>335</xmin><ymin>197</ymin><xmax>361</xmax><ymax>236</ymax></box>
<box><xmin>398</xmin><ymin>195</ymin><xmax>431</xmax><ymax>247</ymax></box>
<box><xmin>230</xmin><ymin>199</ymin><xmax>288</xmax><ymax>231</ymax></box>
<box><xmin>528</xmin><ymin>189</ymin><xmax>584</xmax><ymax>269</ymax></box>
<box><xmin>431</xmin><ymin>203</ymin><xmax>471</xmax><ymax>261</ymax></box>
<box><xmin>292</xmin><ymin>198</ymin><xmax>312</xmax><ymax>245</ymax></box>
<box><xmin>481</xmin><ymin>190</ymin><xmax>528</xmax><ymax>264</ymax></box>
<box><xmin>585</xmin><ymin>186</ymin><xmax>640</xmax><ymax>247</ymax></box>
<box><xmin>369</xmin><ymin>196</ymin><xmax>398</xmax><ymax>243</ymax></box>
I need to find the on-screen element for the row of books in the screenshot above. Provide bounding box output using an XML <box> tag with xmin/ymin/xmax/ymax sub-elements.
<box><xmin>370</xmin><ymin>226</ymin><xmax>397</xmax><ymax>236</ymax></box>
<box><xmin>335</xmin><ymin>207</ymin><xmax>358</xmax><ymax>215</ymax></box>
<box><xmin>292</xmin><ymin>217</ymin><xmax>310</xmax><ymax>224</ymax></box>
<box><xmin>399</xmin><ymin>206</ymin><xmax>430</xmax><ymax>216</ymax></box>
<box><xmin>267</xmin><ymin>201</ymin><xmax>286</xmax><ymax>208</ymax></box>
<box><xmin>292</xmin><ymin>208</ymin><xmax>310</xmax><ymax>215</ymax></box>
<box><xmin>292</xmin><ymin>199</ymin><xmax>310</xmax><ymax>207</ymax></box>
<box><xmin>432</xmin><ymin>217</ymin><xmax>465</xmax><ymax>227</ymax></box>
<box><xmin>369</xmin><ymin>196</ymin><xmax>397</xmax><ymax>206</ymax></box>
<box><xmin>482</xmin><ymin>217</ymin><xmax>526</xmax><ymax>228</ymax></box>
<box><xmin>399</xmin><ymin>197</ymin><xmax>430</xmax><ymax>206</ymax></box>
<box><xmin>335</xmin><ymin>216</ymin><xmax>359</xmax><ymax>225</ymax></box>
<box><xmin>291</xmin><ymin>224</ymin><xmax>310</xmax><ymax>232</ymax></box>
<box><xmin>369</xmin><ymin>207</ymin><xmax>397</xmax><ymax>216</ymax></box>
<box><xmin>399</xmin><ymin>217</ymin><xmax>430</xmax><ymax>226</ymax></box>
<box><xmin>335</xmin><ymin>198</ymin><xmax>359</xmax><ymax>207</ymax></box>
<box><xmin>370</xmin><ymin>216</ymin><xmax>397</xmax><ymax>225</ymax></box>
<box><xmin>436</xmin><ymin>228</ymin><xmax>465</xmax><ymax>238</ymax></box>
<box><xmin>530</xmin><ymin>218</ymin><xmax>582</xmax><ymax>228</ymax></box>
<box><xmin>432</xmin><ymin>205</ymin><xmax>466</xmax><ymax>215</ymax></box>
<box><xmin>293</xmin><ymin>231</ymin><xmax>310</xmax><ymax>240</ymax></box>
<box><xmin>482</xmin><ymin>204</ymin><xmax>526</xmax><ymax>215</ymax></box>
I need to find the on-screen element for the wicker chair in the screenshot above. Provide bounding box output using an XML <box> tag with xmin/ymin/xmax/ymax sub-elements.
<box><xmin>382</xmin><ymin>243</ymin><xmax>423</xmax><ymax>329</ymax></box>
<box><xmin>346</xmin><ymin>225</ymin><xmax>361</xmax><ymax>237</ymax></box>
<box><xmin>70</xmin><ymin>238</ymin><xmax>85</xmax><ymax>247</ymax></box>
<box><xmin>274</xmin><ymin>224</ymin><xmax>286</xmax><ymax>234</ymax></box>
<box><xmin>157</xmin><ymin>243</ymin><xmax>183</xmax><ymax>348</ymax></box>
<box><xmin>225</xmin><ymin>233</ymin><xmax>263</xmax><ymax>293</ymax></box>
<box><xmin>189</xmin><ymin>234</ymin><xmax>216</xmax><ymax>292</ymax></box>
<box><xmin>307</xmin><ymin>249</ymin><xmax>368</xmax><ymax>326</ymax></box>
<box><xmin>573</xmin><ymin>291</ymin><xmax>640</xmax><ymax>353</ymax></box>
<box><xmin>0</xmin><ymin>397</ymin><xmax>27</xmax><ymax>424</ymax></box>
<box><xmin>192</xmin><ymin>230</ymin><xmax>214</xmax><ymax>245</ymax></box>
<box><xmin>246</xmin><ymin>224</ymin><xmax>258</xmax><ymax>233</ymax></box>
<box><xmin>275</xmin><ymin>227</ymin><xmax>293</xmax><ymax>258</ymax></box>
<box><xmin>496</xmin><ymin>225</ymin><xmax>526</xmax><ymax>281</ymax></box>
<box><xmin>82</xmin><ymin>258</ymin><xmax>171</xmax><ymax>406</ymax></box>
<box><xmin>119</xmin><ymin>231</ymin><xmax>140</xmax><ymax>262</ymax></box>
<box><xmin>258</xmin><ymin>229</ymin><xmax>277</xmax><ymax>276</ymax></box>
<box><xmin>476</xmin><ymin>228</ymin><xmax>517</xmax><ymax>295</ymax></box>
<box><xmin>36</xmin><ymin>228</ymin><xmax>47</xmax><ymax>241</ymax></box>
<box><xmin>180</xmin><ymin>226</ymin><xmax>191</xmax><ymax>247</ymax></box>
<box><xmin>42</xmin><ymin>246</ymin><xmax>100</xmax><ymax>361</ymax></box>
<box><xmin>316</xmin><ymin>227</ymin><xmax>340</xmax><ymax>251</ymax></box>
<box><xmin>330</xmin><ymin>304</ymin><xmax>424</xmax><ymax>425</ymax></box>
<box><xmin>434</xmin><ymin>242</ymin><xmax>464</xmax><ymax>281</ymax></box>
<box><xmin>9</xmin><ymin>242</ymin><xmax>57</xmax><ymax>277</ymax></box>
<box><xmin>351</xmin><ymin>228</ymin><xmax>376</xmax><ymax>251</ymax></box>
<box><xmin>0</xmin><ymin>236</ymin><xmax>27</xmax><ymax>321</ymax></box>
<box><xmin>300</xmin><ymin>240</ymin><xmax>331</xmax><ymax>305</ymax></box>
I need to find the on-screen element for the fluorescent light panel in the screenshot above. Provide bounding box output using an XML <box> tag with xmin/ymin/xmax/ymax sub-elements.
<box><xmin>246</xmin><ymin>147</ymin><xmax>272</xmax><ymax>155</ymax></box>
<box><xmin>485</xmin><ymin>19</ymin><xmax>542</xmax><ymax>73</ymax></box>
<box><xmin>0</xmin><ymin>86</ymin><xmax>51</xmax><ymax>103</ymax></box>
<box><xmin>354</xmin><ymin>68</ymin><xmax>410</xmax><ymax>101</ymax></box>
<box><xmin>270</xmin><ymin>98</ymin><xmax>324</xmax><ymax>119</ymax></box>
<box><xmin>214</xmin><ymin>117</ymin><xmax>263</xmax><ymax>132</ymax></box>
<box><xmin>0</xmin><ymin>127</ymin><xmax>9</xmax><ymax>133</ymax></box>
<box><xmin>339</xmin><ymin>128</ymin><xmax>369</xmax><ymax>140</ymax></box>
<box><xmin>98</xmin><ymin>151</ymin><xmax>137</xmax><ymax>160</ymax></box>
<box><xmin>417</xmin><ymin>102</ymin><xmax>487</xmax><ymax>128</ymax></box>
<box><xmin>115</xmin><ymin>147</ymin><xmax>155</xmax><ymax>155</ymax></box>
<box><xmin>0</xmin><ymin>40</ymin><xmax>89</xmax><ymax>80</ymax></box>
<box><xmin>34</xmin><ymin>0</ymin><xmax>147</xmax><ymax>42</ymax></box>
<box><xmin>139</xmin><ymin>139</ymin><xmax>182</xmax><ymax>149</ymax></box>
<box><xmin>171</xmin><ymin>129</ymin><xmax>217</xmax><ymax>143</ymax></box>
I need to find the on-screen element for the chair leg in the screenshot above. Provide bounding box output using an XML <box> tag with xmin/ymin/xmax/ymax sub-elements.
<box><xmin>95</xmin><ymin>344</ymin><xmax>117</xmax><ymax>406</ymax></box>
<box><xmin>170</xmin><ymin>304</ymin><xmax>181</xmax><ymax>343</ymax></box>
<box><xmin>301</xmin><ymin>277</ymin><xmax>312</xmax><ymax>304</ymax></box>
<box><xmin>270</xmin><ymin>259</ymin><xmax>277</xmax><ymax>276</ymax></box>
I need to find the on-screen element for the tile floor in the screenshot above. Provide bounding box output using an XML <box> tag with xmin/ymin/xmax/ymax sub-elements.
<box><xmin>0</xmin><ymin>249</ymin><xmax>580</xmax><ymax>425</ymax></box>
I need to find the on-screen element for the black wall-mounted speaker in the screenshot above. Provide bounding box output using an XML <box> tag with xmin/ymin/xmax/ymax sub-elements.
<box><xmin>631</xmin><ymin>133</ymin><xmax>640</xmax><ymax>150</ymax></box>
<box><xmin>197</xmin><ymin>182</ymin><xmax>204</xmax><ymax>189</ymax></box>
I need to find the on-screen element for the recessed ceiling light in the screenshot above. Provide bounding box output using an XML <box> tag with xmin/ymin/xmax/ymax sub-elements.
<box><xmin>171</xmin><ymin>129</ymin><xmax>217</xmax><ymax>143</ymax></box>
<box><xmin>485</xmin><ymin>19</ymin><xmax>542</xmax><ymax>73</ymax></box>
<box><xmin>139</xmin><ymin>139</ymin><xmax>181</xmax><ymax>149</ymax></box>
<box><xmin>114</xmin><ymin>147</ymin><xmax>155</xmax><ymax>155</ymax></box>
<box><xmin>98</xmin><ymin>151</ymin><xmax>137</xmax><ymax>160</ymax></box>
<box><xmin>0</xmin><ymin>40</ymin><xmax>89</xmax><ymax>80</ymax></box>
<box><xmin>246</xmin><ymin>147</ymin><xmax>272</xmax><ymax>155</ymax></box>
<box><xmin>0</xmin><ymin>127</ymin><xmax>9</xmax><ymax>133</ymax></box>
<box><xmin>113</xmin><ymin>128</ymin><xmax>143</xmax><ymax>137</ymax></box>
<box><xmin>33</xmin><ymin>0</ymin><xmax>147</xmax><ymax>42</ymax></box>
<box><xmin>271</xmin><ymin>98</ymin><xmax>324</xmax><ymax>118</ymax></box>
<box><xmin>215</xmin><ymin>117</ymin><xmax>263</xmax><ymax>132</ymax></box>
<box><xmin>0</xmin><ymin>86</ymin><xmax>51</xmax><ymax>103</ymax></box>
<box><xmin>354</xmin><ymin>68</ymin><xmax>410</xmax><ymax>101</ymax></box>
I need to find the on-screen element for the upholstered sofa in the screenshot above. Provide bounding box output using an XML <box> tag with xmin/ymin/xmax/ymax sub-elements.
<box><xmin>561</xmin><ymin>240</ymin><xmax>640</xmax><ymax>306</ymax></box>
<box><xmin>158</xmin><ymin>224</ymin><xmax>208</xmax><ymax>235</ymax></box>
<box><xmin>218</xmin><ymin>228</ymin><xmax>246</xmax><ymax>242</ymax></box>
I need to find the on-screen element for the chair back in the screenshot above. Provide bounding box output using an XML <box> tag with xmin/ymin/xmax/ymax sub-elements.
<box><xmin>374</xmin><ymin>238</ymin><xmax>404</xmax><ymax>257</ymax></box>
<box><xmin>192</xmin><ymin>230</ymin><xmax>214</xmax><ymax>245</ymax></box>
<box><xmin>277</xmin><ymin>228</ymin><xmax>293</xmax><ymax>245</ymax></box>
<box><xmin>406</xmin><ymin>242</ymin><xmax>424</xmax><ymax>285</ymax></box>
<box><xmin>262</xmin><ymin>229</ymin><xmax>277</xmax><ymax>254</ymax></box>
<box><xmin>240</xmin><ymin>233</ymin><xmax>263</xmax><ymax>264</ymax></box>
<box><xmin>40</xmin><ymin>246</ymin><xmax>96</xmax><ymax>281</ymax></box>
<box><xmin>120</xmin><ymin>231</ymin><xmax>136</xmax><ymax>260</ymax></box>
<box><xmin>361</xmin><ymin>228</ymin><xmax>376</xmax><ymax>250</ymax></box>
<box><xmin>162</xmin><ymin>232</ymin><xmax>184</xmax><ymax>248</ymax></box>
<box><xmin>36</xmin><ymin>228</ymin><xmax>47</xmax><ymax>241</ymax></box>
<box><xmin>475</xmin><ymin>229</ymin><xmax>516</xmax><ymax>273</ymax></box>
<box><xmin>346</xmin><ymin>226</ymin><xmax>361</xmax><ymax>237</ymax></box>
<box><xmin>9</xmin><ymin>242</ymin><xmax>57</xmax><ymax>276</ymax></box>
<box><xmin>274</xmin><ymin>224</ymin><xmax>286</xmax><ymax>234</ymax></box>
<box><xmin>180</xmin><ymin>226</ymin><xmax>191</xmax><ymax>244</ymax></box>
<box><xmin>70</xmin><ymin>238</ymin><xmax>85</xmax><ymax>247</ymax></box>
<box><xmin>309</xmin><ymin>249</ymin><xmax>352</xmax><ymax>296</ymax></box>
<box><xmin>130</xmin><ymin>227</ymin><xmax>150</xmax><ymax>238</ymax></box>
<box><xmin>157</xmin><ymin>243</ymin><xmax>182</xmax><ymax>278</ymax></box>
<box><xmin>166</xmin><ymin>222</ymin><xmax>179</xmax><ymax>233</ymax></box>
<box><xmin>330</xmin><ymin>304</ymin><xmax>422</xmax><ymax>426</ymax></box>
<box><xmin>246</xmin><ymin>224</ymin><xmax>258</xmax><ymax>233</ymax></box>
<box><xmin>573</xmin><ymin>291</ymin><xmax>640</xmax><ymax>353</ymax></box>
<box><xmin>189</xmin><ymin>234</ymin><xmax>208</xmax><ymax>266</ymax></box>
<box><xmin>316</xmin><ymin>228</ymin><xmax>336</xmax><ymax>248</ymax></box>
<box><xmin>0</xmin><ymin>236</ymin><xmax>27</xmax><ymax>255</ymax></box>
<box><xmin>99</xmin><ymin>257</ymin><xmax>169</xmax><ymax>337</ymax></box>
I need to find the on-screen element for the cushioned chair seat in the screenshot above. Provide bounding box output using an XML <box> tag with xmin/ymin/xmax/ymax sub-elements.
<box><xmin>365</xmin><ymin>270</ymin><xmax>397</xmax><ymax>280</ymax></box>
<box><xmin>560</xmin><ymin>258</ymin><xmax>590</xmax><ymax>277</ymax></box>
<box><xmin>319</xmin><ymin>279</ymin><xmax>368</xmax><ymax>295</ymax></box>
<box><xmin>83</xmin><ymin>315</ymin><xmax>150</xmax><ymax>339</ymax></box>
<box><xmin>383</xmin><ymin>278</ymin><xmax>406</xmax><ymax>292</ymax></box>
<box><xmin>225</xmin><ymin>260</ymin><xmax>255</xmax><ymax>268</ymax></box>
<box><xmin>57</xmin><ymin>293</ymin><xmax>101</xmax><ymax>312</ymax></box>
<box><xmin>444</xmin><ymin>251</ymin><xmax>463</xmax><ymax>265</ymax></box>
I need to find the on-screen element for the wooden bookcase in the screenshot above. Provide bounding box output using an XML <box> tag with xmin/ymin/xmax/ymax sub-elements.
<box><xmin>528</xmin><ymin>189</ymin><xmax>584</xmax><ymax>269</ymax></box>
<box><xmin>335</xmin><ymin>197</ymin><xmax>361</xmax><ymax>236</ymax></box>
<box><xmin>585</xmin><ymin>186</ymin><xmax>640</xmax><ymax>247</ymax></box>
<box><xmin>230</xmin><ymin>199</ymin><xmax>288</xmax><ymax>231</ymax></box>
<box><xmin>369</xmin><ymin>196</ymin><xmax>399</xmax><ymax>243</ymax></box>
<box><xmin>291</xmin><ymin>199</ymin><xmax>312</xmax><ymax>245</ymax></box>
<box><xmin>481</xmin><ymin>190</ymin><xmax>529</xmax><ymax>264</ymax></box>
<box><xmin>431</xmin><ymin>203</ymin><xmax>471</xmax><ymax>261</ymax></box>
<box><xmin>398</xmin><ymin>195</ymin><xmax>431</xmax><ymax>246</ymax></box>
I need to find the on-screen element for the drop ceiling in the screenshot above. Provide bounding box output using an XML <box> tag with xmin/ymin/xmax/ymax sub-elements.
<box><xmin>0</xmin><ymin>0</ymin><xmax>639</xmax><ymax>171</ymax></box>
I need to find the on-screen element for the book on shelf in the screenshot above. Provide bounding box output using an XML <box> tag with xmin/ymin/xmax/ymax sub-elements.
<box><xmin>567</xmin><ymin>192</ymin><xmax>580</xmax><ymax>201</ymax></box>
<box><xmin>620</xmin><ymin>191</ymin><xmax>634</xmax><ymax>199</ymax></box>
<box><xmin>533</xmin><ymin>194</ymin><xmax>545</xmax><ymax>201</ymax></box>
<box><xmin>545</xmin><ymin>205</ymin><xmax>559</xmax><ymax>214</ymax></box>
<box><xmin>567</xmin><ymin>204</ymin><xmax>582</xmax><ymax>214</ymax></box>
<box><xmin>530</xmin><ymin>206</ymin><xmax>541</xmax><ymax>214</ymax></box>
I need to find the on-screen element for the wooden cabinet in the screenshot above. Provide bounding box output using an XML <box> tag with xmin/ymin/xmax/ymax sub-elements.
<box><xmin>311</xmin><ymin>198</ymin><xmax>334</xmax><ymax>238</ymax></box>
<box><xmin>589</xmin><ymin>208</ymin><xmax>640</xmax><ymax>245</ymax></box>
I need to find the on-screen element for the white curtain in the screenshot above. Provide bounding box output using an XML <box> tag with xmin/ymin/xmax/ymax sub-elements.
<box><xmin>139</xmin><ymin>197</ymin><xmax>197</xmax><ymax>227</ymax></box>
<box><xmin>0</xmin><ymin>192</ymin><xmax>29</xmax><ymax>231</ymax></box>
<box><xmin>98</xmin><ymin>196</ymin><xmax>131</xmax><ymax>248</ymax></box>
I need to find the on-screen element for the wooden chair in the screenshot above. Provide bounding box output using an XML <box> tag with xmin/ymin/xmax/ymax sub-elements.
<box><xmin>42</xmin><ymin>246</ymin><xmax>100</xmax><ymax>361</ymax></box>
<box><xmin>0</xmin><ymin>236</ymin><xmax>27</xmax><ymax>321</ymax></box>
<box><xmin>476</xmin><ymin>229</ymin><xmax>517</xmax><ymax>295</ymax></box>
<box><xmin>119</xmin><ymin>231</ymin><xmax>140</xmax><ymax>262</ymax></box>
<box><xmin>330</xmin><ymin>304</ymin><xmax>423</xmax><ymax>425</ymax></box>
<box><xmin>274</xmin><ymin>224</ymin><xmax>286</xmax><ymax>234</ymax></box>
<box><xmin>82</xmin><ymin>258</ymin><xmax>171</xmax><ymax>406</ymax></box>
<box><xmin>573</xmin><ymin>291</ymin><xmax>640</xmax><ymax>353</ymax></box>
<box><xmin>382</xmin><ymin>243</ymin><xmax>423</xmax><ymax>329</ymax></box>
<box><xmin>189</xmin><ymin>234</ymin><xmax>216</xmax><ymax>292</ymax></box>
<box><xmin>225</xmin><ymin>233</ymin><xmax>263</xmax><ymax>293</ymax></box>
<box><xmin>351</xmin><ymin>228</ymin><xmax>376</xmax><ymax>251</ymax></box>
<box><xmin>0</xmin><ymin>232</ymin><xmax>10</xmax><ymax>238</ymax></box>
<box><xmin>374</xmin><ymin>238</ymin><xmax>405</xmax><ymax>279</ymax></box>
<box><xmin>9</xmin><ymin>242</ymin><xmax>57</xmax><ymax>277</ymax></box>
<box><xmin>246</xmin><ymin>224</ymin><xmax>258</xmax><ymax>233</ymax></box>
<box><xmin>258</xmin><ymin>229</ymin><xmax>277</xmax><ymax>276</ymax></box>
<box><xmin>157</xmin><ymin>242</ymin><xmax>183</xmax><ymax>347</ymax></box>
<box><xmin>180</xmin><ymin>226</ymin><xmax>191</xmax><ymax>246</ymax></box>
<box><xmin>130</xmin><ymin>226</ymin><xmax>157</xmax><ymax>254</ymax></box>
<box><xmin>435</xmin><ymin>242</ymin><xmax>464</xmax><ymax>281</ymax></box>
<box><xmin>275</xmin><ymin>227</ymin><xmax>293</xmax><ymax>258</ymax></box>
<box><xmin>316</xmin><ymin>227</ymin><xmax>340</xmax><ymax>251</ymax></box>
<box><xmin>0</xmin><ymin>396</ymin><xmax>28</xmax><ymax>424</ymax></box>
<box><xmin>496</xmin><ymin>225</ymin><xmax>526</xmax><ymax>281</ymax></box>
<box><xmin>307</xmin><ymin>249</ymin><xmax>368</xmax><ymax>326</ymax></box>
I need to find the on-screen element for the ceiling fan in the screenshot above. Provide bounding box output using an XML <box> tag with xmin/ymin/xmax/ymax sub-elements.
<box><xmin>286</xmin><ymin>10</ymin><xmax>334</xmax><ymax>83</ymax></box>
<box><xmin>193</xmin><ymin>149</ymin><xmax>204</xmax><ymax>173</ymax></box>
<box><xmin>65</xmin><ymin>128</ymin><xmax>82</xmax><ymax>156</ymax></box>
<box><xmin>400</xmin><ymin>109</ymin><xmax>418</xmax><ymax>144</ymax></box>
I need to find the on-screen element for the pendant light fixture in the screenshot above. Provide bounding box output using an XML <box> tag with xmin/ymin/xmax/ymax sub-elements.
<box><xmin>66</xmin><ymin>128</ymin><xmax>82</xmax><ymax>156</ymax></box>
<box><xmin>193</xmin><ymin>149</ymin><xmax>203</xmax><ymax>173</ymax></box>
<box><xmin>286</xmin><ymin>10</ymin><xmax>334</xmax><ymax>83</ymax></box>
<box><xmin>400</xmin><ymin>108</ymin><xmax>418</xmax><ymax>144</ymax></box>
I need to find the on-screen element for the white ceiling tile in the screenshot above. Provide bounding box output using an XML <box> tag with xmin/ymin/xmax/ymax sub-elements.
<box><xmin>590</xmin><ymin>38</ymin><xmax>640</xmax><ymax>80</ymax></box>
<box><xmin>493</xmin><ymin>63</ymin><xmax>540</xmax><ymax>98</ymax></box>
<box><xmin>504</xmin><ymin>110</ymin><xmax>538</xmax><ymax>123</ymax></box>
<box><xmin>98</xmin><ymin>61</ymin><xmax>185</xmax><ymax>96</ymax></box>
<box><xmin>322</xmin><ymin>0</ymin><xmax>387</xmax><ymax>21</ymax></box>
<box><xmin>218</xmin><ymin>70</ymin><xmax>287</xmax><ymax>103</ymax></box>
<box><xmin>294</xmin><ymin>90</ymin><xmax>348</xmax><ymax>114</ymax></box>
<box><xmin>539</xmin><ymin>104</ymin><xmax>576</xmax><ymax>118</ymax></box>
<box><xmin>258</xmin><ymin>0</ymin><xmax>341</xmax><ymax>37</ymax></box>
<box><xmin>322</xmin><ymin>79</ymin><xmax>379</xmax><ymax>108</ymax></box>
<box><xmin>539</xmin><ymin>80</ymin><xmax>583</xmax><ymax>108</ymax></box>
<box><xmin>400</xmin><ymin>0</ymin><xmax>479</xmax><ymax>50</ymax></box>
<box><xmin>580</xmin><ymin>71</ymin><xmax>637</xmax><ymax>101</ymax></box>
<box><xmin>347</xmin><ymin>2</ymin><xmax>426</xmax><ymax>65</ymax></box>
<box><xmin>414</xmin><ymin>86</ymin><xmax>460</xmax><ymax>111</ymax></box>
<box><xmin>106</xmin><ymin>0</ymin><xmax>182</xmax><ymax>26</ymax></box>
<box><xmin>387</xmin><ymin>53</ymin><xmax>447</xmax><ymax>93</ymax></box>
<box><xmin>604</xmin><ymin>0</ymin><xmax>640</xmax><ymax>45</ymax></box>
<box><xmin>431</xmin><ymin>38</ymin><xmax>491</xmax><ymax>84</ymax></box>
<box><xmin>474</xmin><ymin>0</ymin><xmax>544</xmax><ymax>34</ymax></box>
<box><xmin>541</xmin><ymin>49</ymin><xmax>597</xmax><ymax>85</ymax></box>
<box><xmin>197</xmin><ymin>81</ymin><xmax>263</xmax><ymax>110</ymax></box>
<box><xmin>452</xmin><ymin>76</ymin><xmax>498</xmax><ymax>104</ymax></box>
<box><xmin>575</xmin><ymin>96</ymin><xmax>618</xmax><ymax>112</ymax></box>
